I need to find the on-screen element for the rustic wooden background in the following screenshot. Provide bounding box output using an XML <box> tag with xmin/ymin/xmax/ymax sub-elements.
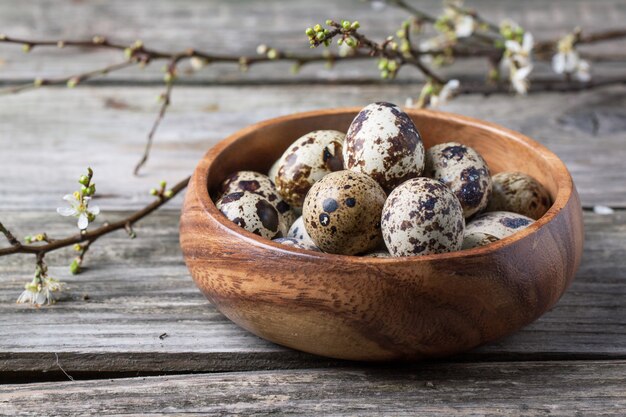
<box><xmin>0</xmin><ymin>0</ymin><xmax>625</xmax><ymax>415</ymax></box>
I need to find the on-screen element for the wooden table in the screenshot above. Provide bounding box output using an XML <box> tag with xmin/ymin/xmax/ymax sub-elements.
<box><xmin>1</xmin><ymin>1</ymin><xmax>625</xmax><ymax>415</ymax></box>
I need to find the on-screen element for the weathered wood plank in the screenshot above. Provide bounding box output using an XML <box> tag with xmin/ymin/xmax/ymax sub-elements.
<box><xmin>0</xmin><ymin>0</ymin><xmax>624</xmax><ymax>82</ymax></box>
<box><xmin>2</xmin><ymin>362</ymin><xmax>626</xmax><ymax>416</ymax></box>
<box><xmin>0</xmin><ymin>85</ymin><xmax>624</xmax><ymax>210</ymax></box>
<box><xmin>0</xmin><ymin>211</ymin><xmax>623</xmax><ymax>375</ymax></box>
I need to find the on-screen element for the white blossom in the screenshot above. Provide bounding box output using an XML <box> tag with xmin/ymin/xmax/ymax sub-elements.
<box><xmin>510</xmin><ymin>64</ymin><xmax>533</xmax><ymax>95</ymax></box>
<box><xmin>430</xmin><ymin>79</ymin><xmax>460</xmax><ymax>106</ymax></box>
<box><xmin>505</xmin><ymin>32</ymin><xmax>534</xmax><ymax>67</ymax></box>
<box><xmin>189</xmin><ymin>57</ymin><xmax>207</xmax><ymax>71</ymax></box>
<box><xmin>57</xmin><ymin>192</ymin><xmax>100</xmax><ymax>230</ymax></box>
<box><xmin>16</xmin><ymin>276</ymin><xmax>62</xmax><ymax>306</ymax></box>
<box><xmin>454</xmin><ymin>15</ymin><xmax>475</xmax><ymax>38</ymax></box>
<box><xmin>552</xmin><ymin>34</ymin><xmax>591</xmax><ymax>82</ymax></box>
<box><xmin>500</xmin><ymin>32</ymin><xmax>534</xmax><ymax>95</ymax></box>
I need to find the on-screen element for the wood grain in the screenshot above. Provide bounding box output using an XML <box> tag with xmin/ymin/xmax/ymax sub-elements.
<box><xmin>0</xmin><ymin>85</ymin><xmax>624</xmax><ymax>210</ymax></box>
<box><xmin>2</xmin><ymin>362</ymin><xmax>626</xmax><ymax>416</ymax></box>
<box><xmin>0</xmin><ymin>210</ymin><xmax>623</xmax><ymax>375</ymax></box>
<box><xmin>0</xmin><ymin>0</ymin><xmax>624</xmax><ymax>82</ymax></box>
<box><xmin>180</xmin><ymin>108</ymin><xmax>584</xmax><ymax>361</ymax></box>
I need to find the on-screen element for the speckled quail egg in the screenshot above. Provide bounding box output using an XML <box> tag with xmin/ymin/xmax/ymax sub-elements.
<box><xmin>381</xmin><ymin>177</ymin><xmax>464</xmax><ymax>257</ymax></box>
<box><xmin>461</xmin><ymin>232</ymin><xmax>500</xmax><ymax>250</ymax></box>
<box><xmin>272</xmin><ymin>237</ymin><xmax>321</xmax><ymax>252</ymax></box>
<box><xmin>219</xmin><ymin>170</ymin><xmax>295</xmax><ymax>230</ymax></box>
<box><xmin>267</xmin><ymin>158</ymin><xmax>281</xmax><ymax>183</ymax></box>
<box><xmin>425</xmin><ymin>142</ymin><xmax>492</xmax><ymax>218</ymax></box>
<box><xmin>274</xmin><ymin>130</ymin><xmax>345</xmax><ymax>208</ymax></box>
<box><xmin>287</xmin><ymin>216</ymin><xmax>316</xmax><ymax>247</ymax></box>
<box><xmin>462</xmin><ymin>211</ymin><xmax>534</xmax><ymax>249</ymax></box>
<box><xmin>486</xmin><ymin>171</ymin><xmax>552</xmax><ymax>220</ymax></box>
<box><xmin>363</xmin><ymin>249</ymin><xmax>391</xmax><ymax>258</ymax></box>
<box><xmin>303</xmin><ymin>170</ymin><xmax>386</xmax><ymax>255</ymax></box>
<box><xmin>343</xmin><ymin>102</ymin><xmax>425</xmax><ymax>192</ymax></box>
<box><xmin>216</xmin><ymin>191</ymin><xmax>290</xmax><ymax>239</ymax></box>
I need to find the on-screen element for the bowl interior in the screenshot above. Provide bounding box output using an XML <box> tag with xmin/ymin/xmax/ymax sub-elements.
<box><xmin>206</xmin><ymin>109</ymin><xmax>560</xmax><ymax>204</ymax></box>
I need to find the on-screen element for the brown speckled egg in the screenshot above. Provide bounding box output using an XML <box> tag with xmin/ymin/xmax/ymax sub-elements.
<box><xmin>275</xmin><ymin>130</ymin><xmax>345</xmax><ymax>208</ymax></box>
<box><xmin>461</xmin><ymin>232</ymin><xmax>500</xmax><ymax>250</ymax></box>
<box><xmin>216</xmin><ymin>191</ymin><xmax>290</xmax><ymax>239</ymax></box>
<box><xmin>303</xmin><ymin>170</ymin><xmax>386</xmax><ymax>255</ymax></box>
<box><xmin>487</xmin><ymin>171</ymin><xmax>552</xmax><ymax>220</ymax></box>
<box><xmin>463</xmin><ymin>211</ymin><xmax>534</xmax><ymax>249</ymax></box>
<box><xmin>287</xmin><ymin>216</ymin><xmax>316</xmax><ymax>247</ymax></box>
<box><xmin>267</xmin><ymin>158</ymin><xmax>281</xmax><ymax>183</ymax></box>
<box><xmin>272</xmin><ymin>237</ymin><xmax>321</xmax><ymax>252</ymax></box>
<box><xmin>343</xmin><ymin>102</ymin><xmax>424</xmax><ymax>192</ymax></box>
<box><xmin>425</xmin><ymin>142</ymin><xmax>492</xmax><ymax>218</ymax></box>
<box><xmin>381</xmin><ymin>177</ymin><xmax>464</xmax><ymax>257</ymax></box>
<box><xmin>219</xmin><ymin>170</ymin><xmax>295</xmax><ymax>230</ymax></box>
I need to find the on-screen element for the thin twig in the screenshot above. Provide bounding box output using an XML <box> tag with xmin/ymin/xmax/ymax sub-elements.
<box><xmin>0</xmin><ymin>222</ymin><xmax>21</xmax><ymax>247</ymax></box>
<box><xmin>0</xmin><ymin>176</ymin><xmax>190</xmax><ymax>257</ymax></box>
<box><xmin>134</xmin><ymin>80</ymin><xmax>175</xmax><ymax>175</ymax></box>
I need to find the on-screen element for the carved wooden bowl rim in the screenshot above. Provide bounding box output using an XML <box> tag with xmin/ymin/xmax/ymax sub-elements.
<box><xmin>191</xmin><ymin>107</ymin><xmax>574</xmax><ymax>262</ymax></box>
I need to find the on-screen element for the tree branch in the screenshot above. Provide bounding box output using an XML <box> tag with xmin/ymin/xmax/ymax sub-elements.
<box><xmin>0</xmin><ymin>176</ymin><xmax>190</xmax><ymax>257</ymax></box>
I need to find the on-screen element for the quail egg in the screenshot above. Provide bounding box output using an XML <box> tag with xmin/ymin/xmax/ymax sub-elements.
<box><xmin>303</xmin><ymin>170</ymin><xmax>386</xmax><ymax>255</ymax></box>
<box><xmin>287</xmin><ymin>216</ymin><xmax>316</xmax><ymax>247</ymax></box>
<box><xmin>463</xmin><ymin>211</ymin><xmax>534</xmax><ymax>249</ymax></box>
<box><xmin>343</xmin><ymin>102</ymin><xmax>425</xmax><ymax>192</ymax></box>
<box><xmin>487</xmin><ymin>171</ymin><xmax>552</xmax><ymax>220</ymax></box>
<box><xmin>216</xmin><ymin>191</ymin><xmax>290</xmax><ymax>239</ymax></box>
<box><xmin>272</xmin><ymin>237</ymin><xmax>321</xmax><ymax>252</ymax></box>
<box><xmin>219</xmin><ymin>170</ymin><xmax>295</xmax><ymax>230</ymax></box>
<box><xmin>274</xmin><ymin>130</ymin><xmax>345</xmax><ymax>208</ymax></box>
<box><xmin>381</xmin><ymin>177</ymin><xmax>464</xmax><ymax>257</ymax></box>
<box><xmin>425</xmin><ymin>142</ymin><xmax>492</xmax><ymax>218</ymax></box>
<box><xmin>267</xmin><ymin>158</ymin><xmax>281</xmax><ymax>183</ymax></box>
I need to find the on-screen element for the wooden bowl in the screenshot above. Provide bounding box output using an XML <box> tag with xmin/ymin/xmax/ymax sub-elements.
<box><xmin>180</xmin><ymin>108</ymin><xmax>583</xmax><ymax>361</ymax></box>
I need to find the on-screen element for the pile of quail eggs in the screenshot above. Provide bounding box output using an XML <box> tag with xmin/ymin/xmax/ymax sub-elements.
<box><xmin>215</xmin><ymin>102</ymin><xmax>552</xmax><ymax>257</ymax></box>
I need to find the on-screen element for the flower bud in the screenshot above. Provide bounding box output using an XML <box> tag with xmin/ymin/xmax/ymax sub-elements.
<box><xmin>159</xmin><ymin>180</ymin><xmax>167</xmax><ymax>189</ymax></box>
<box><xmin>74</xmin><ymin>244</ymin><xmax>82</xmax><ymax>251</ymax></box>
<box><xmin>79</xmin><ymin>175</ymin><xmax>90</xmax><ymax>186</ymax></box>
<box><xmin>350</xmin><ymin>21</ymin><xmax>360</xmax><ymax>30</ymax></box>
<box><xmin>305</xmin><ymin>27</ymin><xmax>315</xmax><ymax>37</ymax></box>
<box><xmin>164</xmin><ymin>190</ymin><xmax>174</xmax><ymax>198</ymax></box>
<box><xmin>70</xmin><ymin>259</ymin><xmax>81</xmax><ymax>275</ymax></box>
<box><xmin>267</xmin><ymin>49</ymin><xmax>278</xmax><ymax>60</ymax></box>
<box><xmin>342</xmin><ymin>20</ymin><xmax>351</xmax><ymax>30</ymax></box>
<box><xmin>150</xmin><ymin>188</ymin><xmax>159</xmax><ymax>196</ymax></box>
<box><xmin>314</xmin><ymin>24</ymin><xmax>322</xmax><ymax>32</ymax></box>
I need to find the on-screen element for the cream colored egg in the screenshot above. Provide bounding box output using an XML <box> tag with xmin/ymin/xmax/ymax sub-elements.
<box><xmin>272</xmin><ymin>237</ymin><xmax>321</xmax><ymax>252</ymax></box>
<box><xmin>463</xmin><ymin>211</ymin><xmax>534</xmax><ymax>249</ymax></box>
<box><xmin>275</xmin><ymin>130</ymin><xmax>345</xmax><ymax>208</ymax></box>
<box><xmin>219</xmin><ymin>170</ymin><xmax>295</xmax><ymax>230</ymax></box>
<box><xmin>343</xmin><ymin>102</ymin><xmax>424</xmax><ymax>192</ymax></box>
<box><xmin>381</xmin><ymin>177</ymin><xmax>464</xmax><ymax>257</ymax></box>
<box><xmin>425</xmin><ymin>142</ymin><xmax>492</xmax><ymax>218</ymax></box>
<box><xmin>487</xmin><ymin>171</ymin><xmax>552</xmax><ymax>220</ymax></box>
<box><xmin>303</xmin><ymin>170</ymin><xmax>386</xmax><ymax>255</ymax></box>
<box><xmin>216</xmin><ymin>191</ymin><xmax>290</xmax><ymax>239</ymax></box>
<box><xmin>268</xmin><ymin>158</ymin><xmax>281</xmax><ymax>184</ymax></box>
<box><xmin>287</xmin><ymin>216</ymin><xmax>316</xmax><ymax>247</ymax></box>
